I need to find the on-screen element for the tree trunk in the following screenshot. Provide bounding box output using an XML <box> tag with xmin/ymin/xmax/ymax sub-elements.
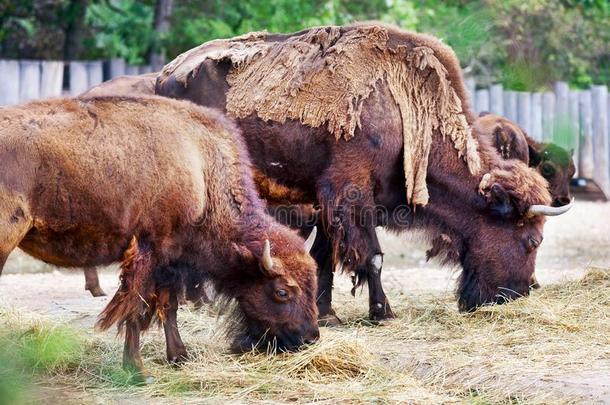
<box><xmin>149</xmin><ymin>0</ymin><xmax>174</xmax><ymax>71</ymax></box>
<box><xmin>63</xmin><ymin>0</ymin><xmax>90</xmax><ymax>61</ymax></box>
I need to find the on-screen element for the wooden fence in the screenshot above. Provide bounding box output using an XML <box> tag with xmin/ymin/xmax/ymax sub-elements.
<box><xmin>0</xmin><ymin>59</ymin><xmax>608</xmax><ymax>198</ymax></box>
<box><xmin>0</xmin><ymin>59</ymin><xmax>154</xmax><ymax>104</ymax></box>
<box><xmin>465</xmin><ymin>79</ymin><xmax>610</xmax><ymax>197</ymax></box>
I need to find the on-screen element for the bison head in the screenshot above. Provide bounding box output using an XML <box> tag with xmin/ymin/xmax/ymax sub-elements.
<box><xmin>454</xmin><ymin>164</ymin><xmax>573</xmax><ymax>311</ymax></box>
<box><xmin>230</xmin><ymin>227</ymin><xmax>319</xmax><ymax>352</ymax></box>
<box><xmin>528</xmin><ymin>143</ymin><xmax>575</xmax><ymax>207</ymax></box>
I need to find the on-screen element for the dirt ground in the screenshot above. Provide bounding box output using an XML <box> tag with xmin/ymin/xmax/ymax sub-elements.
<box><xmin>1</xmin><ymin>201</ymin><xmax>609</xmax><ymax>403</ymax></box>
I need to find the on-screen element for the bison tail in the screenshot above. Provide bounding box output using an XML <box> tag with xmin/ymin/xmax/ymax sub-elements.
<box><xmin>96</xmin><ymin>237</ymin><xmax>156</xmax><ymax>333</ymax></box>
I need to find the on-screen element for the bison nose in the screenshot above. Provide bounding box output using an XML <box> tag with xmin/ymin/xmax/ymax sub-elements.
<box><xmin>552</xmin><ymin>196</ymin><xmax>571</xmax><ymax>207</ymax></box>
<box><xmin>303</xmin><ymin>329</ymin><xmax>320</xmax><ymax>345</ymax></box>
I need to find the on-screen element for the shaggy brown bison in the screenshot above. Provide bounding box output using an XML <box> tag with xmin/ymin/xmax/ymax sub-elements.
<box><xmin>476</xmin><ymin>112</ymin><xmax>575</xmax><ymax>207</ymax></box>
<box><xmin>0</xmin><ymin>96</ymin><xmax>319</xmax><ymax>379</ymax></box>
<box><xmin>155</xmin><ymin>23</ymin><xmax>574</xmax><ymax>321</ymax></box>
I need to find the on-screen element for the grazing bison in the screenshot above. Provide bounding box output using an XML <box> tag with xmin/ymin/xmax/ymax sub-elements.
<box><xmin>156</xmin><ymin>23</ymin><xmax>574</xmax><ymax>320</ymax></box>
<box><xmin>476</xmin><ymin>112</ymin><xmax>575</xmax><ymax>207</ymax></box>
<box><xmin>0</xmin><ymin>96</ymin><xmax>320</xmax><ymax>379</ymax></box>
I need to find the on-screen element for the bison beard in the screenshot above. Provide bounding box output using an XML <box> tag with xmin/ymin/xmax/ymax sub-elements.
<box><xmin>0</xmin><ymin>96</ymin><xmax>319</xmax><ymax>380</ymax></box>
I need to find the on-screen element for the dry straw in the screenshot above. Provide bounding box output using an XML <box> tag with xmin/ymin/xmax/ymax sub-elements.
<box><xmin>1</xmin><ymin>267</ymin><xmax>607</xmax><ymax>403</ymax></box>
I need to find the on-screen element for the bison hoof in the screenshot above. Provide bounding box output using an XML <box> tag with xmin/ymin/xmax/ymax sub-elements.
<box><xmin>318</xmin><ymin>313</ymin><xmax>343</xmax><ymax>327</ymax></box>
<box><xmin>167</xmin><ymin>350</ymin><xmax>189</xmax><ymax>365</ymax></box>
<box><xmin>128</xmin><ymin>370</ymin><xmax>155</xmax><ymax>386</ymax></box>
<box><xmin>87</xmin><ymin>287</ymin><xmax>107</xmax><ymax>297</ymax></box>
<box><xmin>369</xmin><ymin>302</ymin><xmax>395</xmax><ymax>321</ymax></box>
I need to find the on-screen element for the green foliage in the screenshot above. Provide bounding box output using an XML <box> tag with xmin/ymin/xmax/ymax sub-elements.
<box><xmin>0</xmin><ymin>0</ymin><xmax>607</xmax><ymax>88</ymax></box>
<box><xmin>86</xmin><ymin>0</ymin><xmax>155</xmax><ymax>64</ymax></box>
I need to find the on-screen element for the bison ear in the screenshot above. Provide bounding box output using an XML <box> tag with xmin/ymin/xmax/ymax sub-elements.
<box><xmin>485</xmin><ymin>183</ymin><xmax>515</xmax><ymax>218</ymax></box>
<box><xmin>528</xmin><ymin>144</ymin><xmax>542</xmax><ymax>166</ymax></box>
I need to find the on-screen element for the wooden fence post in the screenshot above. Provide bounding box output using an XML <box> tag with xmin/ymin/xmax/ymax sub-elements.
<box><xmin>139</xmin><ymin>65</ymin><xmax>153</xmax><ymax>74</ymax></box>
<box><xmin>107</xmin><ymin>58</ymin><xmax>126</xmax><ymax>79</ymax></box>
<box><xmin>531</xmin><ymin>93</ymin><xmax>543</xmax><ymax>141</ymax></box>
<box><xmin>517</xmin><ymin>92</ymin><xmax>531</xmax><ymax>134</ymax></box>
<box><xmin>87</xmin><ymin>61</ymin><xmax>104</xmax><ymax>89</ymax></box>
<box><xmin>568</xmin><ymin>90</ymin><xmax>580</xmax><ymax>175</ymax></box>
<box><xmin>70</xmin><ymin>61</ymin><xmax>89</xmax><ymax>96</ymax></box>
<box><xmin>465</xmin><ymin>77</ymin><xmax>476</xmax><ymax>104</ymax></box>
<box><xmin>503</xmin><ymin>91</ymin><xmax>518</xmax><ymax>122</ymax></box>
<box><xmin>475</xmin><ymin>89</ymin><xmax>489</xmax><ymax>114</ymax></box>
<box><xmin>578</xmin><ymin>90</ymin><xmax>594</xmax><ymax>179</ymax></box>
<box><xmin>542</xmin><ymin>92</ymin><xmax>555</xmax><ymax>142</ymax></box>
<box><xmin>40</xmin><ymin>61</ymin><xmax>64</xmax><ymax>99</ymax></box>
<box><xmin>19</xmin><ymin>60</ymin><xmax>41</xmax><ymax>103</ymax></box>
<box><xmin>554</xmin><ymin>81</ymin><xmax>570</xmax><ymax>146</ymax></box>
<box><xmin>0</xmin><ymin>60</ymin><xmax>20</xmax><ymax>105</ymax></box>
<box><xmin>489</xmin><ymin>84</ymin><xmax>503</xmax><ymax>115</ymax></box>
<box><xmin>591</xmin><ymin>86</ymin><xmax>609</xmax><ymax>197</ymax></box>
<box><xmin>125</xmin><ymin>65</ymin><xmax>139</xmax><ymax>76</ymax></box>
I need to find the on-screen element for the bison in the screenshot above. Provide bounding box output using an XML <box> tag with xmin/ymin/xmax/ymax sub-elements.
<box><xmin>0</xmin><ymin>96</ymin><xmax>320</xmax><ymax>380</ymax></box>
<box><xmin>476</xmin><ymin>112</ymin><xmax>575</xmax><ymax>207</ymax></box>
<box><xmin>154</xmin><ymin>23</ymin><xmax>574</xmax><ymax>321</ymax></box>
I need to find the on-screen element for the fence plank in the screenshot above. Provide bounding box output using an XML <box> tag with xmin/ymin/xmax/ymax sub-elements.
<box><xmin>0</xmin><ymin>60</ymin><xmax>20</xmax><ymax>105</ymax></box>
<box><xmin>591</xmin><ymin>86</ymin><xmax>609</xmax><ymax>197</ymax></box>
<box><xmin>19</xmin><ymin>60</ymin><xmax>41</xmax><ymax>103</ymax></box>
<box><xmin>125</xmin><ymin>65</ymin><xmax>139</xmax><ymax>76</ymax></box>
<box><xmin>40</xmin><ymin>61</ymin><xmax>64</xmax><ymax>99</ymax></box>
<box><xmin>107</xmin><ymin>58</ymin><xmax>126</xmax><ymax>80</ymax></box>
<box><xmin>489</xmin><ymin>84</ymin><xmax>503</xmax><ymax>115</ymax></box>
<box><xmin>475</xmin><ymin>89</ymin><xmax>489</xmax><ymax>114</ymax></box>
<box><xmin>503</xmin><ymin>91</ymin><xmax>518</xmax><ymax>121</ymax></box>
<box><xmin>465</xmin><ymin>77</ymin><xmax>475</xmax><ymax>104</ymax></box>
<box><xmin>531</xmin><ymin>93</ymin><xmax>543</xmax><ymax>141</ymax></box>
<box><xmin>87</xmin><ymin>61</ymin><xmax>103</xmax><ymax>89</ymax></box>
<box><xmin>568</xmin><ymin>90</ymin><xmax>580</xmax><ymax>176</ymax></box>
<box><xmin>139</xmin><ymin>65</ymin><xmax>153</xmax><ymax>74</ymax></box>
<box><xmin>517</xmin><ymin>92</ymin><xmax>531</xmax><ymax>134</ymax></box>
<box><xmin>70</xmin><ymin>61</ymin><xmax>89</xmax><ymax>96</ymax></box>
<box><xmin>542</xmin><ymin>92</ymin><xmax>555</xmax><ymax>142</ymax></box>
<box><xmin>578</xmin><ymin>91</ymin><xmax>594</xmax><ymax>179</ymax></box>
<box><xmin>85</xmin><ymin>61</ymin><xmax>102</xmax><ymax>89</ymax></box>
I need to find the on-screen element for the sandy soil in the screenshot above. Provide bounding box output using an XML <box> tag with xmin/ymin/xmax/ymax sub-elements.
<box><xmin>1</xmin><ymin>201</ymin><xmax>609</xmax><ymax>403</ymax></box>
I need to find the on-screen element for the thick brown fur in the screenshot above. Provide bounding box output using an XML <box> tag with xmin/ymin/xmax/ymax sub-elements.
<box><xmin>0</xmin><ymin>96</ymin><xmax>319</xmax><ymax>374</ymax></box>
<box><xmin>156</xmin><ymin>23</ymin><xmax>557</xmax><ymax>318</ymax></box>
<box><xmin>78</xmin><ymin>74</ymin><xmax>157</xmax><ymax>298</ymax></box>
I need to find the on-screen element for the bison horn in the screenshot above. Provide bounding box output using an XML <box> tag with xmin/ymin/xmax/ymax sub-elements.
<box><xmin>304</xmin><ymin>226</ymin><xmax>317</xmax><ymax>253</ymax></box>
<box><xmin>262</xmin><ymin>239</ymin><xmax>274</xmax><ymax>272</ymax></box>
<box><xmin>527</xmin><ymin>198</ymin><xmax>574</xmax><ymax>216</ymax></box>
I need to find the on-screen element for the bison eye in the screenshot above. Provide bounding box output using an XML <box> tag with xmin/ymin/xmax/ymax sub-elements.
<box><xmin>275</xmin><ymin>289</ymin><xmax>289</xmax><ymax>299</ymax></box>
<box><xmin>526</xmin><ymin>236</ymin><xmax>542</xmax><ymax>252</ymax></box>
<box><xmin>541</xmin><ymin>163</ymin><xmax>555</xmax><ymax>178</ymax></box>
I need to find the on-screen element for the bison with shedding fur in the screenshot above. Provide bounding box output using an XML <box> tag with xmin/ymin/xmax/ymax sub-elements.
<box><xmin>155</xmin><ymin>23</ymin><xmax>574</xmax><ymax>321</ymax></box>
<box><xmin>0</xmin><ymin>96</ymin><xmax>319</xmax><ymax>380</ymax></box>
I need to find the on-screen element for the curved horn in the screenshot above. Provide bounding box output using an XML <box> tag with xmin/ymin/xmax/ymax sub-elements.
<box><xmin>304</xmin><ymin>226</ymin><xmax>317</xmax><ymax>253</ymax></box>
<box><xmin>261</xmin><ymin>239</ymin><xmax>274</xmax><ymax>272</ymax></box>
<box><xmin>528</xmin><ymin>198</ymin><xmax>574</xmax><ymax>217</ymax></box>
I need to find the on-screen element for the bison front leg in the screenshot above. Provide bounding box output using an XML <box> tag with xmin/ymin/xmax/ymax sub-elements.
<box><xmin>84</xmin><ymin>267</ymin><xmax>106</xmax><ymax>297</ymax></box>
<box><xmin>365</xmin><ymin>251</ymin><xmax>395</xmax><ymax>320</ymax></box>
<box><xmin>318</xmin><ymin>175</ymin><xmax>394</xmax><ymax>321</ymax></box>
